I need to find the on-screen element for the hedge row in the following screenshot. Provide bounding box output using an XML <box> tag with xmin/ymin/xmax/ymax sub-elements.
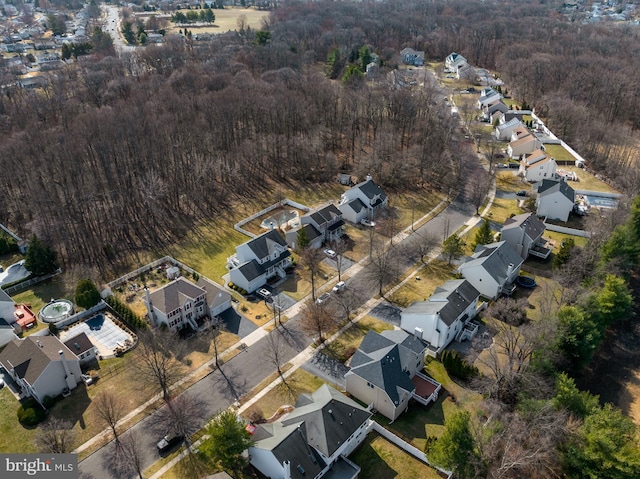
<box><xmin>227</xmin><ymin>282</ymin><xmax>248</xmax><ymax>295</ymax></box>
<box><xmin>105</xmin><ymin>295</ymin><xmax>147</xmax><ymax>330</ymax></box>
<box><xmin>441</xmin><ymin>350</ymin><xmax>478</xmax><ymax>380</ymax></box>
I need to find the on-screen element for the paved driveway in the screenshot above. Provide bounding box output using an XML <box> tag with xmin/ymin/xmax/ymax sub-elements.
<box><xmin>218</xmin><ymin>307</ymin><xmax>257</xmax><ymax>338</ymax></box>
<box><xmin>368</xmin><ymin>302</ymin><xmax>402</xmax><ymax>327</ymax></box>
<box><xmin>302</xmin><ymin>351</ymin><xmax>349</xmax><ymax>389</ymax></box>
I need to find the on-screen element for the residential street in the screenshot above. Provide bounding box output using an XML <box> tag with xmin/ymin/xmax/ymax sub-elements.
<box><xmin>78</xmin><ymin>183</ymin><xmax>478</xmax><ymax>478</ymax></box>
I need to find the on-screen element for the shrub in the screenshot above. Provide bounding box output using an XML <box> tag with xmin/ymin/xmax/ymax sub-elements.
<box><xmin>17</xmin><ymin>401</ymin><xmax>46</xmax><ymax>427</ymax></box>
<box><xmin>441</xmin><ymin>350</ymin><xmax>478</xmax><ymax>380</ymax></box>
<box><xmin>42</xmin><ymin>395</ymin><xmax>57</xmax><ymax>409</ymax></box>
<box><xmin>228</xmin><ymin>282</ymin><xmax>235</xmax><ymax>288</ymax></box>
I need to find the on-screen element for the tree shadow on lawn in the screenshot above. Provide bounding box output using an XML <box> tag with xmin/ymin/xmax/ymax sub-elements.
<box><xmin>351</xmin><ymin>433</ymin><xmax>401</xmax><ymax>479</ymax></box>
<box><xmin>48</xmin><ymin>384</ymin><xmax>92</xmax><ymax>430</ymax></box>
<box><xmin>210</xmin><ymin>363</ymin><xmax>249</xmax><ymax>402</ymax></box>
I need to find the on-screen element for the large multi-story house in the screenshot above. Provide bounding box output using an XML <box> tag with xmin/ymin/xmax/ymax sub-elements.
<box><xmin>286</xmin><ymin>204</ymin><xmax>344</xmax><ymax>250</ymax></box>
<box><xmin>0</xmin><ymin>336</ymin><xmax>83</xmax><ymax>408</ymax></box>
<box><xmin>338</xmin><ymin>175</ymin><xmax>388</xmax><ymax>224</ymax></box>
<box><xmin>345</xmin><ymin>330</ymin><xmax>441</xmax><ymax>420</ymax></box>
<box><xmin>145</xmin><ymin>276</ymin><xmax>231</xmax><ymax>332</ymax></box>
<box><xmin>229</xmin><ymin>230</ymin><xmax>292</xmax><ymax>293</ymax></box>
<box><xmin>400</xmin><ymin>280</ymin><xmax>481</xmax><ymax>356</ymax></box>
<box><xmin>249</xmin><ymin>384</ymin><xmax>371</xmax><ymax>479</ymax></box>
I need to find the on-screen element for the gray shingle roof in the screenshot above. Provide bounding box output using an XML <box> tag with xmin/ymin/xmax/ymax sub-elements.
<box><xmin>307</xmin><ymin>204</ymin><xmax>342</xmax><ymax>227</ymax></box>
<box><xmin>196</xmin><ymin>277</ymin><xmax>231</xmax><ymax>312</ymax></box>
<box><xmin>63</xmin><ymin>332</ymin><xmax>94</xmax><ymax>356</ymax></box>
<box><xmin>355</xmin><ymin>179</ymin><xmax>387</xmax><ymax>202</ymax></box>
<box><xmin>0</xmin><ymin>287</ymin><xmax>13</xmax><ymax>304</ymax></box>
<box><xmin>345</xmin><ymin>198</ymin><xmax>366</xmax><ymax>214</ymax></box>
<box><xmin>460</xmin><ymin>241</ymin><xmax>524</xmax><ymax>285</ymax></box>
<box><xmin>281</xmin><ymin>384</ymin><xmax>371</xmax><ymax>458</ymax></box>
<box><xmin>536</xmin><ymin>179</ymin><xmax>575</xmax><ymax>202</ymax></box>
<box><xmin>502</xmin><ymin>213</ymin><xmax>546</xmax><ymax>242</ymax></box>
<box><xmin>148</xmin><ymin>277</ymin><xmax>205</xmax><ymax>314</ymax></box>
<box><xmin>236</xmin><ymin>250</ymin><xmax>292</xmax><ymax>283</ymax></box>
<box><xmin>246</xmin><ymin>230</ymin><xmax>288</xmax><ymax>260</ymax></box>
<box><xmin>0</xmin><ymin>336</ymin><xmax>76</xmax><ymax>385</ymax></box>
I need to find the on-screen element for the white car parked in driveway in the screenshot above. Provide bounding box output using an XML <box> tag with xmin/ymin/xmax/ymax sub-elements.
<box><xmin>361</xmin><ymin>219</ymin><xmax>376</xmax><ymax>227</ymax></box>
<box><xmin>323</xmin><ymin>249</ymin><xmax>336</xmax><ymax>259</ymax></box>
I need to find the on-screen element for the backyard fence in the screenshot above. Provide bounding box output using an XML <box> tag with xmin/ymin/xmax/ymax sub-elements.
<box><xmin>107</xmin><ymin>256</ymin><xmax>198</xmax><ymax>289</ymax></box>
<box><xmin>2</xmin><ymin>269</ymin><xmax>62</xmax><ymax>295</ymax></box>
<box><xmin>54</xmin><ymin>302</ymin><xmax>107</xmax><ymax>329</ymax></box>
<box><xmin>543</xmin><ymin>223</ymin><xmax>591</xmax><ymax>238</ymax></box>
<box><xmin>233</xmin><ymin>198</ymin><xmax>311</xmax><ymax>238</ymax></box>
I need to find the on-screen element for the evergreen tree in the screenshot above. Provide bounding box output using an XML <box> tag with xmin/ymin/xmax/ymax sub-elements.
<box><xmin>359</xmin><ymin>45</ymin><xmax>372</xmax><ymax>72</ymax></box>
<box><xmin>200</xmin><ymin>410</ymin><xmax>253</xmax><ymax>471</ymax></box>
<box><xmin>442</xmin><ymin>234</ymin><xmax>466</xmax><ymax>265</ymax></box>
<box><xmin>426</xmin><ymin>411</ymin><xmax>477</xmax><ymax>478</ymax></box>
<box><xmin>296</xmin><ymin>227</ymin><xmax>310</xmax><ymax>250</ymax></box>
<box><xmin>24</xmin><ymin>235</ymin><xmax>58</xmax><ymax>276</ymax></box>
<box><xmin>75</xmin><ymin>279</ymin><xmax>101</xmax><ymax>310</ymax></box>
<box><xmin>472</xmin><ymin>219</ymin><xmax>493</xmax><ymax>250</ymax></box>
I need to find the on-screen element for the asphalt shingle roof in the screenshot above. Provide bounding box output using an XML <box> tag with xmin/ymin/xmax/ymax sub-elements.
<box><xmin>307</xmin><ymin>204</ymin><xmax>342</xmax><ymax>227</ymax></box>
<box><xmin>355</xmin><ymin>179</ymin><xmax>387</xmax><ymax>202</ymax></box>
<box><xmin>246</xmin><ymin>230</ymin><xmax>288</xmax><ymax>260</ymax></box>
<box><xmin>537</xmin><ymin>179</ymin><xmax>576</xmax><ymax>202</ymax></box>
<box><xmin>148</xmin><ymin>277</ymin><xmax>205</xmax><ymax>314</ymax></box>
<box><xmin>63</xmin><ymin>332</ymin><xmax>94</xmax><ymax>356</ymax></box>
<box><xmin>503</xmin><ymin>213</ymin><xmax>546</xmax><ymax>242</ymax></box>
<box><xmin>196</xmin><ymin>277</ymin><xmax>231</xmax><ymax>312</ymax></box>
<box><xmin>0</xmin><ymin>336</ymin><xmax>76</xmax><ymax>385</ymax></box>
<box><xmin>460</xmin><ymin>241</ymin><xmax>524</xmax><ymax>286</ymax></box>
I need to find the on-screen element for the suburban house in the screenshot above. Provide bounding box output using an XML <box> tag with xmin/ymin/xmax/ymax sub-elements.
<box><xmin>287</xmin><ymin>204</ymin><xmax>345</xmax><ymax>251</ymax></box>
<box><xmin>0</xmin><ymin>288</ymin><xmax>14</xmax><ymax>325</ymax></box>
<box><xmin>400</xmin><ymin>280</ymin><xmax>482</xmax><ymax>356</ymax></box>
<box><xmin>458</xmin><ymin>241</ymin><xmax>524</xmax><ymax>300</ymax></box>
<box><xmin>495</xmin><ymin>118</ymin><xmax>525</xmax><ymax>141</ymax></box>
<box><xmin>0</xmin><ymin>336</ymin><xmax>82</xmax><ymax>407</ymax></box>
<box><xmin>520</xmin><ymin>150</ymin><xmax>558</xmax><ymax>182</ymax></box>
<box><xmin>445</xmin><ymin>52</ymin><xmax>468</xmax><ymax>74</ymax></box>
<box><xmin>482</xmin><ymin>100</ymin><xmax>509</xmax><ymax>122</ymax></box>
<box><xmin>507</xmin><ymin>133</ymin><xmax>542</xmax><ymax>159</ymax></box>
<box><xmin>0</xmin><ymin>318</ymin><xmax>19</xmax><ymax>348</ymax></box>
<box><xmin>145</xmin><ymin>276</ymin><xmax>231</xmax><ymax>332</ymax></box>
<box><xmin>536</xmin><ymin>179</ymin><xmax>576</xmax><ymax>222</ymax></box>
<box><xmin>345</xmin><ymin>329</ymin><xmax>441</xmax><ymax>420</ymax></box>
<box><xmin>228</xmin><ymin>230</ymin><xmax>292</xmax><ymax>293</ymax></box>
<box><xmin>338</xmin><ymin>175</ymin><xmax>388</xmax><ymax>224</ymax></box>
<box><xmin>63</xmin><ymin>332</ymin><xmax>97</xmax><ymax>366</ymax></box>
<box><xmin>501</xmin><ymin>213</ymin><xmax>552</xmax><ymax>260</ymax></box>
<box><xmin>249</xmin><ymin>384</ymin><xmax>371</xmax><ymax>479</ymax></box>
<box><xmin>400</xmin><ymin>47</ymin><xmax>425</xmax><ymax>66</ymax></box>
<box><xmin>478</xmin><ymin>87</ymin><xmax>503</xmax><ymax>109</ymax></box>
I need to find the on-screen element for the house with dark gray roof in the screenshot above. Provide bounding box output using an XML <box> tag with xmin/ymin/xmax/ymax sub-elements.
<box><xmin>345</xmin><ymin>329</ymin><xmax>441</xmax><ymax>420</ymax></box>
<box><xmin>249</xmin><ymin>384</ymin><xmax>370</xmax><ymax>479</ymax></box>
<box><xmin>286</xmin><ymin>204</ymin><xmax>345</xmax><ymax>251</ymax></box>
<box><xmin>401</xmin><ymin>280</ymin><xmax>481</xmax><ymax>356</ymax></box>
<box><xmin>0</xmin><ymin>336</ymin><xmax>82</xmax><ymax>408</ymax></box>
<box><xmin>501</xmin><ymin>212</ymin><xmax>551</xmax><ymax>259</ymax></box>
<box><xmin>229</xmin><ymin>229</ymin><xmax>292</xmax><ymax>293</ymax></box>
<box><xmin>535</xmin><ymin>179</ymin><xmax>576</xmax><ymax>222</ymax></box>
<box><xmin>144</xmin><ymin>276</ymin><xmax>231</xmax><ymax>332</ymax></box>
<box><xmin>457</xmin><ymin>241</ymin><xmax>524</xmax><ymax>300</ymax></box>
<box><xmin>338</xmin><ymin>175</ymin><xmax>388</xmax><ymax>224</ymax></box>
<box><xmin>401</xmin><ymin>47</ymin><xmax>425</xmax><ymax>66</ymax></box>
<box><xmin>0</xmin><ymin>287</ymin><xmax>14</xmax><ymax>325</ymax></box>
<box><xmin>63</xmin><ymin>332</ymin><xmax>97</xmax><ymax>366</ymax></box>
<box><xmin>494</xmin><ymin>117</ymin><xmax>525</xmax><ymax>141</ymax></box>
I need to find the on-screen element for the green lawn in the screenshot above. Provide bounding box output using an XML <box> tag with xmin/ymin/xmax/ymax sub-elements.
<box><xmin>323</xmin><ymin>317</ymin><xmax>393</xmax><ymax>362</ymax></box>
<box><xmin>388</xmin><ymin>261</ymin><xmax>456</xmax><ymax>308</ymax></box>
<box><xmin>351</xmin><ymin>432</ymin><xmax>442</xmax><ymax>479</ymax></box>
<box><xmin>543</xmin><ymin>144</ymin><xmax>576</xmax><ymax>162</ymax></box>
<box><xmin>0</xmin><ymin>388</ymin><xmax>37</xmax><ymax>453</ymax></box>
<box><xmin>485</xmin><ymin>198</ymin><xmax>526</xmax><ymax>225</ymax></box>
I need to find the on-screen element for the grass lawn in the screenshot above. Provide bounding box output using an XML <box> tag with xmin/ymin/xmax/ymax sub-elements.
<box><xmin>0</xmin><ymin>251</ymin><xmax>23</xmax><ymax>270</ymax></box>
<box><xmin>495</xmin><ymin>171</ymin><xmax>528</xmax><ymax>193</ymax></box>
<box><xmin>11</xmin><ymin>276</ymin><xmax>71</xmax><ymax>316</ymax></box>
<box><xmin>242</xmin><ymin>369</ymin><xmax>326</xmax><ymax>421</ymax></box>
<box><xmin>485</xmin><ymin>198</ymin><xmax>526</xmax><ymax>225</ymax></box>
<box><xmin>542</xmin><ymin>144</ymin><xmax>575</xmax><ymax>162</ymax></box>
<box><xmin>562</xmin><ymin>165</ymin><xmax>619</xmax><ymax>193</ymax></box>
<box><xmin>0</xmin><ymin>387</ymin><xmax>37</xmax><ymax>453</ymax></box>
<box><xmin>392</xmin><ymin>190</ymin><xmax>445</xmax><ymax>232</ymax></box>
<box><xmin>165</xmin><ymin>6</ymin><xmax>268</xmax><ymax>34</ymax></box>
<box><xmin>351</xmin><ymin>432</ymin><xmax>442</xmax><ymax>479</ymax></box>
<box><xmin>323</xmin><ymin>316</ymin><xmax>393</xmax><ymax>362</ymax></box>
<box><xmin>388</xmin><ymin>261</ymin><xmax>457</xmax><ymax>308</ymax></box>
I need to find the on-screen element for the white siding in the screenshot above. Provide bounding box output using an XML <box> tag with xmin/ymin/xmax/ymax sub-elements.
<box><xmin>459</xmin><ymin>264</ymin><xmax>501</xmax><ymax>300</ymax></box>
<box><xmin>248</xmin><ymin>447</ymin><xmax>285</xmax><ymax>479</ymax></box>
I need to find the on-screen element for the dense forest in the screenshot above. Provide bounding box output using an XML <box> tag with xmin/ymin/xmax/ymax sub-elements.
<box><xmin>1</xmin><ymin>0</ymin><xmax>640</xmax><ymax>272</ymax></box>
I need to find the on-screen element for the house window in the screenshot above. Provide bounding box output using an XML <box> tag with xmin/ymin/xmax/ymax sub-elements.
<box><xmin>367</xmin><ymin>382</ymin><xmax>374</xmax><ymax>389</ymax></box>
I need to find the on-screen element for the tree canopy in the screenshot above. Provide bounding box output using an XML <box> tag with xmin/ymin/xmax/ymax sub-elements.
<box><xmin>24</xmin><ymin>235</ymin><xmax>58</xmax><ymax>276</ymax></box>
<box><xmin>75</xmin><ymin>279</ymin><xmax>101</xmax><ymax>309</ymax></box>
<box><xmin>201</xmin><ymin>410</ymin><xmax>252</xmax><ymax>471</ymax></box>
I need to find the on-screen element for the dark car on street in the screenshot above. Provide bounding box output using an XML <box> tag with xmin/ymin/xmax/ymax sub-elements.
<box><xmin>157</xmin><ymin>432</ymin><xmax>184</xmax><ymax>455</ymax></box>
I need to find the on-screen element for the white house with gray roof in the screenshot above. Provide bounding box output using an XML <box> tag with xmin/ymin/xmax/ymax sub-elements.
<box><xmin>445</xmin><ymin>52</ymin><xmax>467</xmax><ymax>73</ymax></box>
<box><xmin>249</xmin><ymin>384</ymin><xmax>370</xmax><ymax>479</ymax></box>
<box><xmin>536</xmin><ymin>179</ymin><xmax>576</xmax><ymax>222</ymax></box>
<box><xmin>286</xmin><ymin>204</ymin><xmax>345</xmax><ymax>250</ymax></box>
<box><xmin>0</xmin><ymin>336</ymin><xmax>82</xmax><ymax>408</ymax></box>
<box><xmin>229</xmin><ymin>229</ymin><xmax>292</xmax><ymax>293</ymax></box>
<box><xmin>338</xmin><ymin>175</ymin><xmax>388</xmax><ymax>224</ymax></box>
<box><xmin>501</xmin><ymin>213</ymin><xmax>551</xmax><ymax>260</ymax></box>
<box><xmin>346</xmin><ymin>330</ymin><xmax>441</xmax><ymax>420</ymax></box>
<box><xmin>494</xmin><ymin>118</ymin><xmax>524</xmax><ymax>141</ymax></box>
<box><xmin>400</xmin><ymin>280</ymin><xmax>481</xmax><ymax>356</ymax></box>
<box><xmin>145</xmin><ymin>276</ymin><xmax>231</xmax><ymax>332</ymax></box>
<box><xmin>458</xmin><ymin>242</ymin><xmax>524</xmax><ymax>300</ymax></box>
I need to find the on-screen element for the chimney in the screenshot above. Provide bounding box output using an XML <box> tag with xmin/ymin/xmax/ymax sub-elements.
<box><xmin>270</xmin><ymin>221</ymin><xmax>274</xmax><ymax>231</ymax></box>
<box><xmin>507</xmin><ymin>263</ymin><xmax>514</xmax><ymax>278</ymax></box>
<box><xmin>414</xmin><ymin>327</ymin><xmax>424</xmax><ymax>339</ymax></box>
<box><xmin>59</xmin><ymin>350</ymin><xmax>71</xmax><ymax>377</ymax></box>
<box><xmin>366</xmin><ymin>174</ymin><xmax>372</xmax><ymax>182</ymax></box>
<box><xmin>144</xmin><ymin>287</ymin><xmax>155</xmax><ymax>324</ymax></box>
<box><xmin>36</xmin><ymin>340</ymin><xmax>43</xmax><ymax>348</ymax></box>
<box><xmin>283</xmin><ymin>460</ymin><xmax>291</xmax><ymax>479</ymax></box>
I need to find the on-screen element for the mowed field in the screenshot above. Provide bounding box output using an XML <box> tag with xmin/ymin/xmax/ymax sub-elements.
<box><xmin>167</xmin><ymin>7</ymin><xmax>268</xmax><ymax>34</ymax></box>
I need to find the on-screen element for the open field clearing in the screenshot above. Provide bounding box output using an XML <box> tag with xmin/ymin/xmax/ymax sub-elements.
<box><xmin>166</xmin><ymin>7</ymin><xmax>268</xmax><ymax>34</ymax></box>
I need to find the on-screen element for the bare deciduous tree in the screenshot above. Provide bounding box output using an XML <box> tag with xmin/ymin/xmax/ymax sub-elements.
<box><xmin>366</xmin><ymin>239</ymin><xmax>399</xmax><ymax>297</ymax></box>
<box><xmin>265</xmin><ymin>330</ymin><xmax>293</xmax><ymax>393</ymax></box>
<box><xmin>110</xmin><ymin>431</ymin><xmax>145</xmax><ymax>479</ymax></box>
<box><xmin>155</xmin><ymin>394</ymin><xmax>206</xmax><ymax>454</ymax></box>
<box><xmin>299</xmin><ymin>301</ymin><xmax>335</xmax><ymax>344</ymax></box>
<box><xmin>35</xmin><ymin>418</ymin><xmax>75</xmax><ymax>453</ymax></box>
<box><xmin>408</xmin><ymin>231</ymin><xmax>439</xmax><ymax>265</ymax></box>
<box><xmin>330</xmin><ymin>237</ymin><xmax>349</xmax><ymax>282</ymax></box>
<box><xmin>135</xmin><ymin>329</ymin><xmax>186</xmax><ymax>401</ymax></box>
<box><xmin>299</xmin><ymin>246</ymin><xmax>325</xmax><ymax>302</ymax></box>
<box><xmin>94</xmin><ymin>391</ymin><xmax>126</xmax><ymax>443</ymax></box>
